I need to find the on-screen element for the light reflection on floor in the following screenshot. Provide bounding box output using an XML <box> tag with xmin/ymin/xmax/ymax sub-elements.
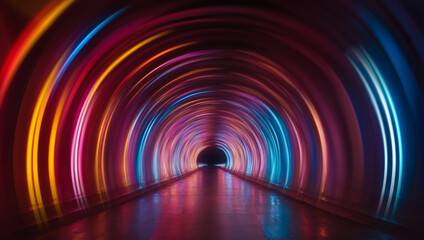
<box><xmin>34</xmin><ymin>168</ymin><xmax>402</xmax><ymax>239</ymax></box>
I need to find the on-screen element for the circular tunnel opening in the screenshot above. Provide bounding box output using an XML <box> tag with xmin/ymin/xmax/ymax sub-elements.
<box><xmin>197</xmin><ymin>147</ymin><xmax>227</xmax><ymax>167</ymax></box>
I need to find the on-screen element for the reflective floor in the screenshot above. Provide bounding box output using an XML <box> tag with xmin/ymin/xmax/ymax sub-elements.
<box><xmin>34</xmin><ymin>167</ymin><xmax>404</xmax><ymax>239</ymax></box>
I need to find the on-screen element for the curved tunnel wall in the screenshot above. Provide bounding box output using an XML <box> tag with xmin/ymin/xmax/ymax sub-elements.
<box><xmin>0</xmin><ymin>0</ymin><xmax>423</xmax><ymax>233</ymax></box>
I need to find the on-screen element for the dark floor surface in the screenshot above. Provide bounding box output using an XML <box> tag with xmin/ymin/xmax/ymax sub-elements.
<box><xmin>33</xmin><ymin>167</ymin><xmax>407</xmax><ymax>239</ymax></box>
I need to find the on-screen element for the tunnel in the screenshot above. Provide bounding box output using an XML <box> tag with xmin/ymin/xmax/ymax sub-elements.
<box><xmin>197</xmin><ymin>147</ymin><xmax>227</xmax><ymax>166</ymax></box>
<box><xmin>0</xmin><ymin>0</ymin><xmax>423</xmax><ymax>239</ymax></box>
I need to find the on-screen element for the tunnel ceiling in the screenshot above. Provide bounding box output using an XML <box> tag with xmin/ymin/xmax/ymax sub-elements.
<box><xmin>0</xmin><ymin>0</ymin><xmax>423</xmax><ymax>233</ymax></box>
